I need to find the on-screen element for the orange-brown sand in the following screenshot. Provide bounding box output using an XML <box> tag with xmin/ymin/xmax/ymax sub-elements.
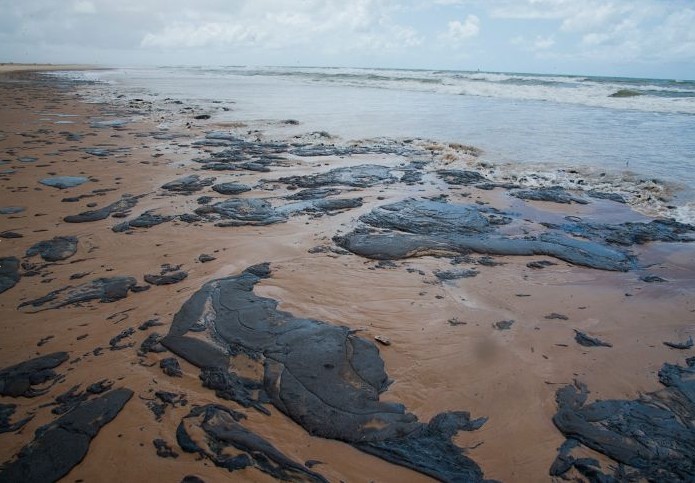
<box><xmin>0</xmin><ymin>63</ymin><xmax>99</xmax><ymax>74</ymax></box>
<box><xmin>0</xmin><ymin>69</ymin><xmax>693</xmax><ymax>482</ymax></box>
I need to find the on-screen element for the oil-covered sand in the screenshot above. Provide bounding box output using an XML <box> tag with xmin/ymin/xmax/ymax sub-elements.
<box><xmin>0</xmin><ymin>69</ymin><xmax>694</xmax><ymax>482</ymax></box>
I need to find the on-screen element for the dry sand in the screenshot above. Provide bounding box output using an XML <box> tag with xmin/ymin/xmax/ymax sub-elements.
<box><xmin>0</xmin><ymin>68</ymin><xmax>693</xmax><ymax>482</ymax></box>
<box><xmin>0</xmin><ymin>63</ymin><xmax>99</xmax><ymax>74</ymax></box>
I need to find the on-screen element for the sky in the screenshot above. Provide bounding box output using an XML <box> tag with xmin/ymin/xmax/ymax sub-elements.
<box><xmin>1</xmin><ymin>0</ymin><xmax>694</xmax><ymax>79</ymax></box>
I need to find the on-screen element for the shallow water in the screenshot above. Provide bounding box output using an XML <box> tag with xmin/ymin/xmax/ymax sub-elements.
<box><xmin>55</xmin><ymin>66</ymin><xmax>695</xmax><ymax>209</ymax></box>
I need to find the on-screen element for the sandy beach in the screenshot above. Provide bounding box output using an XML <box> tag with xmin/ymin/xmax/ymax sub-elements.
<box><xmin>0</xmin><ymin>64</ymin><xmax>100</xmax><ymax>74</ymax></box>
<box><xmin>0</xmin><ymin>67</ymin><xmax>694</xmax><ymax>482</ymax></box>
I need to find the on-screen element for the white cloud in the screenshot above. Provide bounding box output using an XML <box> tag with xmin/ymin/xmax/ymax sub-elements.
<box><xmin>141</xmin><ymin>22</ymin><xmax>265</xmax><ymax>49</ymax></box>
<box><xmin>489</xmin><ymin>0</ymin><xmax>695</xmax><ymax>66</ymax></box>
<box><xmin>572</xmin><ymin>7</ymin><xmax>695</xmax><ymax>64</ymax></box>
<box><xmin>560</xmin><ymin>3</ymin><xmax>631</xmax><ymax>32</ymax></box>
<box><xmin>440</xmin><ymin>15</ymin><xmax>480</xmax><ymax>43</ymax></box>
<box><xmin>534</xmin><ymin>35</ymin><xmax>555</xmax><ymax>49</ymax></box>
<box><xmin>1</xmin><ymin>0</ymin><xmax>694</xmax><ymax>76</ymax></box>
<box><xmin>652</xmin><ymin>9</ymin><xmax>695</xmax><ymax>62</ymax></box>
<box><xmin>511</xmin><ymin>34</ymin><xmax>555</xmax><ymax>52</ymax></box>
<box><xmin>489</xmin><ymin>0</ymin><xmax>577</xmax><ymax>20</ymax></box>
<box><xmin>73</xmin><ymin>1</ymin><xmax>96</xmax><ymax>14</ymax></box>
<box><xmin>139</xmin><ymin>0</ymin><xmax>420</xmax><ymax>53</ymax></box>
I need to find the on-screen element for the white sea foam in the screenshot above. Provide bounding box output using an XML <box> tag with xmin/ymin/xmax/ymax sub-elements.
<box><xmin>48</xmin><ymin>66</ymin><xmax>695</xmax><ymax>115</ymax></box>
<box><xmin>470</xmin><ymin>159</ymin><xmax>695</xmax><ymax>222</ymax></box>
<box><xmin>191</xmin><ymin>66</ymin><xmax>695</xmax><ymax>115</ymax></box>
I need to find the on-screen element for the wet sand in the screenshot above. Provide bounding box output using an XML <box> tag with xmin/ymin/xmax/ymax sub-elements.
<box><xmin>0</xmin><ymin>69</ymin><xmax>694</xmax><ymax>482</ymax></box>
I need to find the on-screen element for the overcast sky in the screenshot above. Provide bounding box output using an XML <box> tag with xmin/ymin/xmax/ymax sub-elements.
<box><xmin>1</xmin><ymin>0</ymin><xmax>694</xmax><ymax>79</ymax></box>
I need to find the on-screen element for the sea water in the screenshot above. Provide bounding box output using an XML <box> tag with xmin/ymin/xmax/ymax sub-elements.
<box><xmin>57</xmin><ymin>66</ymin><xmax>695</xmax><ymax>215</ymax></box>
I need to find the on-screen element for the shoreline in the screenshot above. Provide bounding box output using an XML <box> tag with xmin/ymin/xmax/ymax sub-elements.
<box><xmin>0</xmin><ymin>63</ymin><xmax>104</xmax><ymax>74</ymax></box>
<box><xmin>0</xmin><ymin>71</ymin><xmax>693</xmax><ymax>482</ymax></box>
<box><xmin>85</xmin><ymin>65</ymin><xmax>695</xmax><ymax>224</ymax></box>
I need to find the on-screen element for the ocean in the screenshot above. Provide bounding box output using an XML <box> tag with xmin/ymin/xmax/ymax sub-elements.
<box><xmin>56</xmin><ymin>66</ymin><xmax>695</xmax><ymax>219</ymax></box>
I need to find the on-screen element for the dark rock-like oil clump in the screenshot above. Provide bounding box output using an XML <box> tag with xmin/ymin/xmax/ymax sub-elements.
<box><xmin>161</xmin><ymin>175</ymin><xmax>215</xmax><ymax>193</ymax></box>
<box><xmin>0</xmin><ymin>403</ymin><xmax>32</xmax><ymax>433</ymax></box>
<box><xmin>211</xmin><ymin>183</ymin><xmax>251</xmax><ymax>195</ymax></box>
<box><xmin>177</xmin><ymin>404</ymin><xmax>327</xmax><ymax>481</ymax></box>
<box><xmin>145</xmin><ymin>271</ymin><xmax>188</xmax><ymax>286</ymax></box>
<box><xmin>194</xmin><ymin>197</ymin><xmax>362</xmax><ymax>227</ymax></box>
<box><xmin>25</xmin><ymin>236</ymin><xmax>78</xmax><ymax>261</ymax></box>
<box><xmin>0</xmin><ymin>257</ymin><xmax>21</xmax><ymax>294</ymax></box>
<box><xmin>18</xmin><ymin>276</ymin><xmax>138</xmax><ymax>312</ymax></box>
<box><xmin>162</xmin><ymin>264</ymin><xmax>491</xmax><ymax>482</ymax></box>
<box><xmin>112</xmin><ymin>211</ymin><xmax>173</xmax><ymax>233</ymax></box>
<box><xmin>543</xmin><ymin>217</ymin><xmax>695</xmax><ymax>246</ymax></box>
<box><xmin>195</xmin><ymin>198</ymin><xmax>287</xmax><ymax>227</ymax></box>
<box><xmin>0</xmin><ymin>352</ymin><xmax>68</xmax><ymax>397</ymax></box>
<box><xmin>574</xmin><ymin>330</ymin><xmax>613</xmax><ymax>348</ymax></box>
<box><xmin>64</xmin><ymin>195</ymin><xmax>141</xmax><ymax>223</ymax></box>
<box><xmin>0</xmin><ymin>388</ymin><xmax>133</xmax><ymax>483</ymax></box>
<box><xmin>278</xmin><ymin>164</ymin><xmax>395</xmax><ymax>188</ymax></box>
<box><xmin>335</xmin><ymin>199</ymin><xmax>634</xmax><ymax>271</ymax></box>
<box><xmin>551</xmin><ymin>358</ymin><xmax>695</xmax><ymax>481</ymax></box>
<box><xmin>437</xmin><ymin>169</ymin><xmax>488</xmax><ymax>186</ymax></box>
<box><xmin>39</xmin><ymin>176</ymin><xmax>89</xmax><ymax>189</ymax></box>
<box><xmin>511</xmin><ymin>186</ymin><xmax>589</xmax><ymax>204</ymax></box>
<box><xmin>285</xmin><ymin>187</ymin><xmax>341</xmax><ymax>200</ymax></box>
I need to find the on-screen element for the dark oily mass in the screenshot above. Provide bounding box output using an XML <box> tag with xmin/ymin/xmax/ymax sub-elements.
<box><xmin>437</xmin><ymin>169</ymin><xmax>488</xmax><ymax>186</ymax></box>
<box><xmin>160</xmin><ymin>357</ymin><xmax>183</xmax><ymax>377</ymax></box>
<box><xmin>0</xmin><ymin>257</ymin><xmax>21</xmax><ymax>294</ymax></box>
<box><xmin>663</xmin><ymin>336</ymin><xmax>694</xmax><ymax>350</ymax></box>
<box><xmin>112</xmin><ymin>211</ymin><xmax>173</xmax><ymax>232</ymax></box>
<box><xmin>574</xmin><ymin>330</ymin><xmax>613</xmax><ymax>348</ymax></box>
<box><xmin>551</xmin><ymin>358</ymin><xmax>695</xmax><ymax>481</ymax></box>
<box><xmin>161</xmin><ymin>175</ymin><xmax>215</xmax><ymax>193</ymax></box>
<box><xmin>145</xmin><ymin>271</ymin><xmax>188</xmax><ymax>285</ymax></box>
<box><xmin>39</xmin><ymin>176</ymin><xmax>89</xmax><ymax>189</ymax></box>
<box><xmin>195</xmin><ymin>198</ymin><xmax>287</xmax><ymax>226</ymax></box>
<box><xmin>511</xmin><ymin>186</ymin><xmax>589</xmax><ymax>204</ymax></box>
<box><xmin>355</xmin><ymin>411</ymin><xmax>489</xmax><ymax>482</ymax></box>
<box><xmin>285</xmin><ymin>187</ymin><xmax>341</xmax><ymax>200</ymax></box>
<box><xmin>25</xmin><ymin>236</ymin><xmax>78</xmax><ymax>261</ymax></box>
<box><xmin>278</xmin><ymin>164</ymin><xmax>395</xmax><ymax>188</ymax></box>
<box><xmin>360</xmin><ymin>199</ymin><xmax>507</xmax><ymax>235</ymax></box>
<box><xmin>194</xmin><ymin>197</ymin><xmax>362</xmax><ymax>227</ymax></box>
<box><xmin>0</xmin><ymin>352</ymin><xmax>68</xmax><ymax>397</ymax></box>
<box><xmin>211</xmin><ymin>182</ymin><xmax>251</xmax><ymax>195</ymax></box>
<box><xmin>162</xmin><ymin>265</ymin><xmax>490</xmax><ymax>482</ymax></box>
<box><xmin>177</xmin><ymin>405</ymin><xmax>327</xmax><ymax>481</ymax></box>
<box><xmin>544</xmin><ymin>217</ymin><xmax>695</xmax><ymax>246</ymax></box>
<box><xmin>435</xmin><ymin>269</ymin><xmax>479</xmax><ymax>281</ymax></box>
<box><xmin>587</xmin><ymin>190</ymin><xmax>627</xmax><ymax>203</ymax></box>
<box><xmin>153</xmin><ymin>438</ymin><xmax>178</xmax><ymax>459</ymax></box>
<box><xmin>64</xmin><ymin>194</ymin><xmax>141</xmax><ymax>223</ymax></box>
<box><xmin>47</xmin><ymin>383</ymin><xmax>112</xmax><ymax>415</ymax></box>
<box><xmin>278</xmin><ymin>198</ymin><xmax>363</xmax><ymax>217</ymax></box>
<box><xmin>288</xmin><ymin>143</ymin><xmax>407</xmax><ymax>157</ymax></box>
<box><xmin>18</xmin><ymin>276</ymin><xmax>138</xmax><ymax>312</ymax></box>
<box><xmin>0</xmin><ymin>388</ymin><xmax>133</xmax><ymax>483</ymax></box>
<box><xmin>191</xmin><ymin>132</ymin><xmax>289</xmax><ymax>172</ymax></box>
<box><xmin>0</xmin><ymin>207</ymin><xmax>24</xmax><ymax>215</ymax></box>
<box><xmin>0</xmin><ymin>403</ymin><xmax>32</xmax><ymax>433</ymax></box>
<box><xmin>335</xmin><ymin>199</ymin><xmax>634</xmax><ymax>271</ymax></box>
